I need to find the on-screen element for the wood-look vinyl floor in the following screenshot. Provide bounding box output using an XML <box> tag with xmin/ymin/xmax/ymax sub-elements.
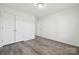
<box><xmin>0</xmin><ymin>36</ymin><xmax>79</xmax><ymax>55</ymax></box>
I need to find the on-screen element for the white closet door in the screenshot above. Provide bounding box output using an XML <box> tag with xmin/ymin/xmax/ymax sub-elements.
<box><xmin>0</xmin><ymin>14</ymin><xmax>3</xmax><ymax>47</ymax></box>
<box><xmin>2</xmin><ymin>13</ymin><xmax>15</xmax><ymax>45</ymax></box>
<box><xmin>16</xmin><ymin>16</ymin><xmax>32</xmax><ymax>42</ymax></box>
<box><xmin>16</xmin><ymin>16</ymin><xmax>25</xmax><ymax>42</ymax></box>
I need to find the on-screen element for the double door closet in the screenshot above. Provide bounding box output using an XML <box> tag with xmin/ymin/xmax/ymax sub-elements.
<box><xmin>0</xmin><ymin>7</ymin><xmax>35</xmax><ymax>47</ymax></box>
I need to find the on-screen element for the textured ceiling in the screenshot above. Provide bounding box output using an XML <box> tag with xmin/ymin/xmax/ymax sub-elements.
<box><xmin>0</xmin><ymin>3</ymin><xmax>79</xmax><ymax>18</ymax></box>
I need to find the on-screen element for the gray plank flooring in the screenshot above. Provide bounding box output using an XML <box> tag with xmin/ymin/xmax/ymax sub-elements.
<box><xmin>0</xmin><ymin>36</ymin><xmax>79</xmax><ymax>55</ymax></box>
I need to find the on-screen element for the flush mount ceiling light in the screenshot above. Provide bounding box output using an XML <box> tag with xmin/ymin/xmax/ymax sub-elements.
<box><xmin>36</xmin><ymin>3</ymin><xmax>44</xmax><ymax>8</ymax></box>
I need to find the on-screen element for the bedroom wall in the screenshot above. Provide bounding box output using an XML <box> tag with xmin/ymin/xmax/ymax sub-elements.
<box><xmin>36</xmin><ymin>6</ymin><xmax>79</xmax><ymax>47</ymax></box>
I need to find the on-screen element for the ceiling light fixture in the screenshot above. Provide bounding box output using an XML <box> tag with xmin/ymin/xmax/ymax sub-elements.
<box><xmin>36</xmin><ymin>3</ymin><xmax>44</xmax><ymax>8</ymax></box>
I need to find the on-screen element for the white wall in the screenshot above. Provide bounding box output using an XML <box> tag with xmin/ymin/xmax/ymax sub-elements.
<box><xmin>36</xmin><ymin>6</ymin><xmax>79</xmax><ymax>47</ymax></box>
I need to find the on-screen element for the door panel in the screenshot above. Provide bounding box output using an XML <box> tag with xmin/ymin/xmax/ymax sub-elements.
<box><xmin>16</xmin><ymin>16</ymin><xmax>25</xmax><ymax>42</ymax></box>
<box><xmin>16</xmin><ymin>16</ymin><xmax>33</xmax><ymax>42</ymax></box>
<box><xmin>2</xmin><ymin>13</ymin><xmax>15</xmax><ymax>45</ymax></box>
<box><xmin>0</xmin><ymin>14</ymin><xmax>3</xmax><ymax>47</ymax></box>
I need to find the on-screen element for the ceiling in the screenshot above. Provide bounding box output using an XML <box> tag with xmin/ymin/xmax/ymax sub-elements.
<box><xmin>0</xmin><ymin>3</ymin><xmax>79</xmax><ymax>18</ymax></box>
